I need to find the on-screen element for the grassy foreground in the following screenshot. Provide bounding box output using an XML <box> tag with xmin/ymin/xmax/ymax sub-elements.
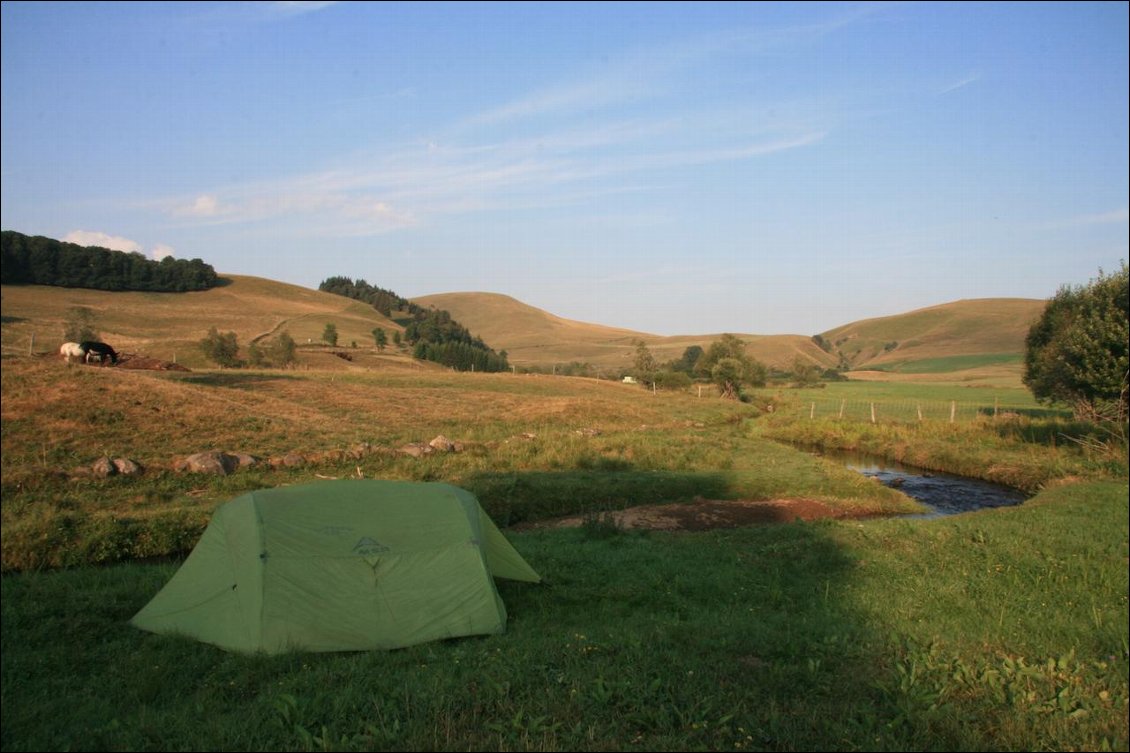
<box><xmin>2</xmin><ymin>356</ymin><xmax>1128</xmax><ymax>750</ymax></box>
<box><xmin>1</xmin><ymin>357</ymin><xmax>919</xmax><ymax>572</ymax></box>
<box><xmin>2</xmin><ymin>481</ymin><xmax>1126</xmax><ymax>751</ymax></box>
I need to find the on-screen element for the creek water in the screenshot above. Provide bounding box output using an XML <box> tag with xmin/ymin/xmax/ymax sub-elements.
<box><xmin>815</xmin><ymin>447</ymin><xmax>1029</xmax><ymax>519</ymax></box>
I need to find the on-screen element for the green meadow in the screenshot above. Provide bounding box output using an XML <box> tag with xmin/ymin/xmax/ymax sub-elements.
<box><xmin>1</xmin><ymin>356</ymin><xmax>1127</xmax><ymax>751</ymax></box>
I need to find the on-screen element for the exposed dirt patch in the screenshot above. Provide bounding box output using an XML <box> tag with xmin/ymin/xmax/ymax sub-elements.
<box><xmin>112</xmin><ymin>353</ymin><xmax>191</xmax><ymax>371</ymax></box>
<box><xmin>512</xmin><ymin>498</ymin><xmax>877</xmax><ymax>532</ymax></box>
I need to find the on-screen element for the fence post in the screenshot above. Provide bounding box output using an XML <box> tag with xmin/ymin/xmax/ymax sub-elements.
<box><xmin>810</xmin><ymin>402</ymin><xmax>815</xmax><ymax>419</ymax></box>
<box><xmin>950</xmin><ymin>400</ymin><xmax>956</xmax><ymax>423</ymax></box>
<box><xmin>29</xmin><ymin>333</ymin><xmax>36</xmax><ymax>356</ymax></box>
<box><xmin>917</xmin><ymin>403</ymin><xmax>923</xmax><ymax>422</ymax></box>
<box><xmin>870</xmin><ymin>402</ymin><xmax>876</xmax><ymax>424</ymax></box>
<box><xmin>838</xmin><ymin>399</ymin><xmax>845</xmax><ymax>419</ymax></box>
<box><xmin>994</xmin><ymin>397</ymin><xmax>998</xmax><ymax>418</ymax></box>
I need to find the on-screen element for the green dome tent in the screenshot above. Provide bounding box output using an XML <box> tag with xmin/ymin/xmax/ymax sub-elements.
<box><xmin>131</xmin><ymin>480</ymin><xmax>540</xmax><ymax>654</ymax></box>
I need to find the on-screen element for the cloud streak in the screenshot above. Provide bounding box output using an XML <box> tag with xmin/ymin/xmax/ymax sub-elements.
<box><xmin>147</xmin><ymin>11</ymin><xmax>859</xmax><ymax>237</ymax></box>
<box><xmin>939</xmin><ymin>72</ymin><xmax>981</xmax><ymax>95</ymax></box>
<box><xmin>154</xmin><ymin>124</ymin><xmax>822</xmax><ymax>236</ymax></box>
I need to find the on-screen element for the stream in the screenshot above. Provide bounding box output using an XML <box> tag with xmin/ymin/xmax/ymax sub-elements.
<box><xmin>815</xmin><ymin>447</ymin><xmax>1029</xmax><ymax>519</ymax></box>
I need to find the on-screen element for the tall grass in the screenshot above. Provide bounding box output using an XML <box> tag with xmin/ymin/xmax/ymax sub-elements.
<box><xmin>758</xmin><ymin>385</ymin><xmax>1126</xmax><ymax>492</ymax></box>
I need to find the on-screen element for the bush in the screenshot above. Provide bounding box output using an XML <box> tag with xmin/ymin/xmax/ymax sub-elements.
<box><xmin>200</xmin><ymin>327</ymin><xmax>241</xmax><ymax>368</ymax></box>
<box><xmin>652</xmin><ymin>370</ymin><xmax>692</xmax><ymax>391</ymax></box>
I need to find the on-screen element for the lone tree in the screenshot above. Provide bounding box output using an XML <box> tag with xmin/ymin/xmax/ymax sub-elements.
<box><xmin>372</xmin><ymin>327</ymin><xmax>387</xmax><ymax>351</ymax></box>
<box><xmin>1023</xmin><ymin>263</ymin><xmax>1128</xmax><ymax>422</ymax></box>
<box><xmin>200</xmin><ymin>327</ymin><xmax>241</xmax><ymax>368</ymax></box>
<box><xmin>322</xmin><ymin>323</ymin><xmax>339</xmax><ymax>347</ymax></box>
<box><xmin>633</xmin><ymin>340</ymin><xmax>657</xmax><ymax>384</ymax></box>
<box><xmin>269</xmin><ymin>332</ymin><xmax>298</xmax><ymax>367</ymax></box>
<box><xmin>790</xmin><ymin>356</ymin><xmax>822</xmax><ymax>388</ymax></box>
<box><xmin>696</xmin><ymin>334</ymin><xmax>768</xmax><ymax>399</ymax></box>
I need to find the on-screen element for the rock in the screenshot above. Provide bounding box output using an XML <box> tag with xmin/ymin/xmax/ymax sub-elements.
<box><xmin>112</xmin><ymin>457</ymin><xmax>143</xmax><ymax>476</ymax></box>
<box><xmin>230</xmin><ymin>453</ymin><xmax>260</xmax><ymax>468</ymax></box>
<box><xmin>92</xmin><ymin>456</ymin><xmax>117</xmax><ymax>477</ymax></box>
<box><xmin>398</xmin><ymin>443</ymin><xmax>433</xmax><ymax>458</ymax></box>
<box><xmin>175</xmin><ymin>451</ymin><xmax>240</xmax><ymax>475</ymax></box>
<box><xmin>269</xmin><ymin>453</ymin><xmax>306</xmax><ymax>468</ymax></box>
<box><xmin>346</xmin><ymin>442</ymin><xmax>372</xmax><ymax>459</ymax></box>
<box><xmin>429</xmin><ymin>435</ymin><xmax>457</xmax><ymax>452</ymax></box>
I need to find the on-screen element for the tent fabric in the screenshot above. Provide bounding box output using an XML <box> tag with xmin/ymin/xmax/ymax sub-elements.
<box><xmin>131</xmin><ymin>480</ymin><xmax>539</xmax><ymax>654</ymax></box>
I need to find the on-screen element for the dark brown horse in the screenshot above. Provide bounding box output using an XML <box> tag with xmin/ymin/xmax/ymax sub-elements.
<box><xmin>80</xmin><ymin>341</ymin><xmax>119</xmax><ymax>365</ymax></box>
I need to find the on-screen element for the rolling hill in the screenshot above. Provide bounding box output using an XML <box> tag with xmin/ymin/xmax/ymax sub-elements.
<box><xmin>0</xmin><ymin>275</ymin><xmax>414</xmax><ymax>370</ymax></box>
<box><xmin>412</xmin><ymin>292</ymin><xmax>836</xmax><ymax>372</ymax></box>
<box><xmin>819</xmin><ymin>298</ymin><xmax>1046</xmax><ymax>374</ymax></box>
<box><xmin>1</xmin><ymin>275</ymin><xmax>1045</xmax><ymax>380</ymax></box>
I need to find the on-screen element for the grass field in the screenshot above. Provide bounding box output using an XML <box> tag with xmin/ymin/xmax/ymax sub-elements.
<box><xmin>2</xmin><ymin>350</ymin><xmax>1127</xmax><ymax>751</ymax></box>
<box><xmin>2</xmin><ymin>481</ymin><xmax>1125</xmax><ymax>751</ymax></box>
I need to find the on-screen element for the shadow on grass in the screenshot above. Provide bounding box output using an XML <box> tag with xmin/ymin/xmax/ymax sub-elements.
<box><xmin>496</xmin><ymin>520</ymin><xmax>904</xmax><ymax>750</ymax></box>
<box><xmin>0</xmin><ymin>515</ymin><xmax>962</xmax><ymax>750</ymax></box>
<box><xmin>464</xmin><ymin>468</ymin><xmax>736</xmax><ymax>526</ymax></box>
<box><xmin>170</xmin><ymin>371</ymin><xmax>305</xmax><ymax>388</ymax></box>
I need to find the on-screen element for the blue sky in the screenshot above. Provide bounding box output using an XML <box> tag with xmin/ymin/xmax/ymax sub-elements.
<box><xmin>2</xmin><ymin>1</ymin><xmax>1127</xmax><ymax>336</ymax></box>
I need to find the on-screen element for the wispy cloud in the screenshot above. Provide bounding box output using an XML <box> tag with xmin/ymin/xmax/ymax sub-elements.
<box><xmin>939</xmin><ymin>73</ymin><xmax>981</xmax><ymax>95</ymax></box>
<box><xmin>150</xmin><ymin>243</ymin><xmax>178</xmax><ymax>260</ymax></box>
<box><xmin>464</xmin><ymin>13</ymin><xmax>874</xmax><ymax>130</ymax></box>
<box><xmin>64</xmin><ymin>230</ymin><xmax>142</xmax><ymax>253</ymax></box>
<box><xmin>270</xmin><ymin>1</ymin><xmax>338</xmax><ymax>17</ymax></box>
<box><xmin>64</xmin><ymin>230</ymin><xmax>176</xmax><ymax>259</ymax></box>
<box><xmin>153</xmin><ymin>122</ymin><xmax>822</xmax><ymax>236</ymax></box>
<box><xmin>148</xmin><ymin>10</ymin><xmax>857</xmax><ymax>237</ymax></box>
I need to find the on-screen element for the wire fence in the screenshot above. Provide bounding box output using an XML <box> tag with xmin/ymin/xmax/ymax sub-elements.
<box><xmin>782</xmin><ymin>397</ymin><xmax>1069</xmax><ymax>424</ymax></box>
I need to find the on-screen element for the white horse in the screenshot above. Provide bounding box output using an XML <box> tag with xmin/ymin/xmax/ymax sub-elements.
<box><xmin>60</xmin><ymin>342</ymin><xmax>86</xmax><ymax>363</ymax></box>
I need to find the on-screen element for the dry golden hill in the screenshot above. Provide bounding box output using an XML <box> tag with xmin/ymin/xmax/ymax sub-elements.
<box><xmin>820</xmin><ymin>298</ymin><xmax>1045</xmax><ymax>374</ymax></box>
<box><xmin>0</xmin><ymin>275</ymin><xmax>410</xmax><ymax>369</ymax></box>
<box><xmin>2</xmin><ymin>276</ymin><xmax>1045</xmax><ymax>378</ymax></box>
<box><xmin>412</xmin><ymin>291</ymin><xmax>835</xmax><ymax>371</ymax></box>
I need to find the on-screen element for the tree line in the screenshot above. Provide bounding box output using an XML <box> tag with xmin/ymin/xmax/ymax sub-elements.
<box><xmin>318</xmin><ymin>276</ymin><xmax>509</xmax><ymax>372</ymax></box>
<box><xmin>0</xmin><ymin>230</ymin><xmax>218</xmax><ymax>292</ymax></box>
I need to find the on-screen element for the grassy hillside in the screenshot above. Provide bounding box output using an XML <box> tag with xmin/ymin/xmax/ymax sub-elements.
<box><xmin>2</xmin><ymin>279</ymin><xmax>1044</xmax><ymax>378</ymax></box>
<box><xmin>820</xmin><ymin>298</ymin><xmax>1045</xmax><ymax>376</ymax></box>
<box><xmin>413</xmin><ymin>291</ymin><xmax>835</xmax><ymax>371</ymax></box>
<box><xmin>1</xmin><ymin>276</ymin><xmax>406</xmax><ymax>368</ymax></box>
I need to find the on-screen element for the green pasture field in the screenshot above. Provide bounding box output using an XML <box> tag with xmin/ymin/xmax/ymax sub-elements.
<box><xmin>2</xmin><ymin>481</ymin><xmax>1126</xmax><ymax>752</ymax></box>
<box><xmin>764</xmin><ymin>379</ymin><xmax>1071</xmax><ymax>424</ymax></box>
<box><xmin>772</xmin><ymin>380</ymin><xmax>1040</xmax><ymax>406</ymax></box>
<box><xmin>2</xmin><ymin>355</ymin><xmax>1127</xmax><ymax>750</ymax></box>
<box><xmin>878</xmin><ymin>352</ymin><xmax>1022</xmax><ymax>374</ymax></box>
